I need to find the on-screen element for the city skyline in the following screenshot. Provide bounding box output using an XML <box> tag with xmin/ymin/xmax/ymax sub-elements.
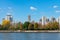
<box><xmin>2</xmin><ymin>13</ymin><xmax>60</xmax><ymax>23</ymax></box>
<box><xmin>0</xmin><ymin>0</ymin><xmax>60</xmax><ymax>23</ymax></box>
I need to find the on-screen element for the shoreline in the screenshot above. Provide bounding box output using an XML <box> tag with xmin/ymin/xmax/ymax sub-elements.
<box><xmin>0</xmin><ymin>30</ymin><xmax>60</xmax><ymax>32</ymax></box>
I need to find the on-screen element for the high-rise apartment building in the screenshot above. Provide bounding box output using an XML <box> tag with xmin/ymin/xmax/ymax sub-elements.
<box><xmin>41</xmin><ymin>16</ymin><xmax>47</xmax><ymax>25</ymax></box>
<box><xmin>28</xmin><ymin>15</ymin><xmax>31</xmax><ymax>22</ymax></box>
<box><xmin>50</xmin><ymin>16</ymin><xmax>56</xmax><ymax>22</ymax></box>
<box><xmin>5</xmin><ymin>13</ymin><xmax>13</xmax><ymax>22</ymax></box>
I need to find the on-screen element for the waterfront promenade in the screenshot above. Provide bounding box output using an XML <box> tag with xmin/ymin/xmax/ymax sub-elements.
<box><xmin>0</xmin><ymin>30</ymin><xmax>60</xmax><ymax>32</ymax></box>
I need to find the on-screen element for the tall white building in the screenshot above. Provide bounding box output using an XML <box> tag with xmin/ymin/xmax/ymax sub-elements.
<box><xmin>42</xmin><ymin>16</ymin><xmax>47</xmax><ymax>25</ymax></box>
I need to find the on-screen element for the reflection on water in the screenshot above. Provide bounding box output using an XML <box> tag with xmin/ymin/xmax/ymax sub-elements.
<box><xmin>0</xmin><ymin>33</ymin><xmax>60</xmax><ymax>40</ymax></box>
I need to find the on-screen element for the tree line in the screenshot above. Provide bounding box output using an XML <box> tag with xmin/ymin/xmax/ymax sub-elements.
<box><xmin>0</xmin><ymin>20</ymin><xmax>59</xmax><ymax>30</ymax></box>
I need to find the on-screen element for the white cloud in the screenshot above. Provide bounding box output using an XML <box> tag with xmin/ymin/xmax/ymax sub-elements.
<box><xmin>53</xmin><ymin>5</ymin><xmax>58</xmax><ymax>8</ymax></box>
<box><xmin>30</xmin><ymin>6</ymin><xmax>37</xmax><ymax>11</ymax></box>
<box><xmin>56</xmin><ymin>10</ymin><xmax>60</xmax><ymax>13</ymax></box>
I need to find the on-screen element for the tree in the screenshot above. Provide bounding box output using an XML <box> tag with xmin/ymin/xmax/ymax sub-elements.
<box><xmin>2</xmin><ymin>20</ymin><xmax>10</xmax><ymax>30</ymax></box>
<box><xmin>38</xmin><ymin>23</ymin><xmax>42</xmax><ymax>30</ymax></box>
<box><xmin>28</xmin><ymin>23</ymin><xmax>34</xmax><ymax>30</ymax></box>
<box><xmin>52</xmin><ymin>22</ymin><xmax>59</xmax><ymax>30</ymax></box>
<box><xmin>23</xmin><ymin>21</ymin><xmax>30</xmax><ymax>30</ymax></box>
<box><xmin>0</xmin><ymin>24</ymin><xmax>3</xmax><ymax>30</ymax></box>
<box><xmin>34</xmin><ymin>23</ymin><xmax>38</xmax><ymax>30</ymax></box>
<box><xmin>0</xmin><ymin>24</ymin><xmax>2</xmax><ymax>27</ymax></box>
<box><xmin>9</xmin><ymin>26</ymin><xmax>15</xmax><ymax>30</ymax></box>
<box><xmin>16</xmin><ymin>22</ymin><xmax>21</xmax><ymax>30</ymax></box>
<box><xmin>20</xmin><ymin>23</ymin><xmax>23</xmax><ymax>30</ymax></box>
<box><xmin>45</xmin><ymin>21</ymin><xmax>59</xmax><ymax>30</ymax></box>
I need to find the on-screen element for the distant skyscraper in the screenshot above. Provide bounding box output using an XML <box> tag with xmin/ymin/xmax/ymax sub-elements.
<box><xmin>46</xmin><ymin>18</ymin><xmax>49</xmax><ymax>22</ymax></box>
<box><xmin>56</xmin><ymin>18</ymin><xmax>58</xmax><ymax>22</ymax></box>
<box><xmin>39</xmin><ymin>18</ymin><xmax>42</xmax><ymax>23</ymax></box>
<box><xmin>51</xmin><ymin>16</ymin><xmax>56</xmax><ymax>22</ymax></box>
<box><xmin>6</xmin><ymin>13</ymin><xmax>13</xmax><ymax>22</ymax></box>
<box><xmin>2</xmin><ymin>18</ymin><xmax>5</xmax><ymax>21</ymax></box>
<box><xmin>28</xmin><ymin>15</ymin><xmax>31</xmax><ymax>22</ymax></box>
<box><xmin>41</xmin><ymin>16</ymin><xmax>46</xmax><ymax>25</ymax></box>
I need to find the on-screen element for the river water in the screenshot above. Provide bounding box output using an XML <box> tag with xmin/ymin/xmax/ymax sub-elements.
<box><xmin>0</xmin><ymin>33</ymin><xmax>60</xmax><ymax>40</ymax></box>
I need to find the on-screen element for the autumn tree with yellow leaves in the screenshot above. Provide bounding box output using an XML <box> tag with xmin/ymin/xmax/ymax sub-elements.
<box><xmin>2</xmin><ymin>20</ymin><xmax>10</xmax><ymax>30</ymax></box>
<box><xmin>45</xmin><ymin>21</ymin><xmax>59</xmax><ymax>30</ymax></box>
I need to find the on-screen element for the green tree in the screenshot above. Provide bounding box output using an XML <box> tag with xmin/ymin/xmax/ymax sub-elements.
<box><xmin>23</xmin><ymin>21</ymin><xmax>30</xmax><ymax>30</ymax></box>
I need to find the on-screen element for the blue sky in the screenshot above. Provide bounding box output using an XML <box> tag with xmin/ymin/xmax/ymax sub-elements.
<box><xmin>0</xmin><ymin>0</ymin><xmax>60</xmax><ymax>23</ymax></box>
